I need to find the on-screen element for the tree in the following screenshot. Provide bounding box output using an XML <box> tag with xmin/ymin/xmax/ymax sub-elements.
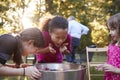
<box><xmin>1</xmin><ymin>0</ymin><xmax>120</xmax><ymax>49</ymax></box>
<box><xmin>0</xmin><ymin>0</ymin><xmax>26</xmax><ymax>33</ymax></box>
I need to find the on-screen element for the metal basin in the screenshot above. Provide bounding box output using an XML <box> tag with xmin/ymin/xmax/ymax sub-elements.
<box><xmin>36</xmin><ymin>63</ymin><xmax>86</xmax><ymax>80</ymax></box>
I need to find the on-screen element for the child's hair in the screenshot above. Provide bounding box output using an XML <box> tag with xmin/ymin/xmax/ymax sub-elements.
<box><xmin>20</xmin><ymin>28</ymin><xmax>44</xmax><ymax>47</ymax></box>
<box><xmin>40</xmin><ymin>18</ymin><xmax>52</xmax><ymax>31</ymax></box>
<box><xmin>107</xmin><ymin>13</ymin><xmax>120</xmax><ymax>44</ymax></box>
<box><xmin>40</xmin><ymin>16</ymin><xmax>68</xmax><ymax>32</ymax></box>
<box><xmin>49</xmin><ymin>16</ymin><xmax>68</xmax><ymax>33</ymax></box>
<box><xmin>13</xmin><ymin>28</ymin><xmax>44</xmax><ymax>67</ymax></box>
<box><xmin>39</xmin><ymin>15</ymin><xmax>54</xmax><ymax>31</ymax></box>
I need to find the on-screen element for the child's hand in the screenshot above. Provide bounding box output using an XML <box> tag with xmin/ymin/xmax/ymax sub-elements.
<box><xmin>20</xmin><ymin>63</ymin><xmax>29</xmax><ymax>68</ymax></box>
<box><xmin>60</xmin><ymin>43</ymin><xmax>70</xmax><ymax>54</ymax></box>
<box><xmin>96</xmin><ymin>64</ymin><xmax>104</xmax><ymax>71</ymax></box>
<box><xmin>25</xmin><ymin>66</ymin><xmax>42</xmax><ymax>80</ymax></box>
<box><xmin>96</xmin><ymin>63</ymin><xmax>120</xmax><ymax>74</ymax></box>
<box><xmin>49</xmin><ymin>43</ymin><xmax>56</xmax><ymax>54</ymax></box>
<box><xmin>102</xmin><ymin>63</ymin><xmax>120</xmax><ymax>73</ymax></box>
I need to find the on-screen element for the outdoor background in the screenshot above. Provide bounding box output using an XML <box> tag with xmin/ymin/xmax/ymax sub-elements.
<box><xmin>0</xmin><ymin>0</ymin><xmax>120</xmax><ymax>80</ymax></box>
<box><xmin>1</xmin><ymin>0</ymin><xmax>120</xmax><ymax>49</ymax></box>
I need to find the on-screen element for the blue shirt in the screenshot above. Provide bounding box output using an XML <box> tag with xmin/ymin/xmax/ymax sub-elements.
<box><xmin>68</xmin><ymin>20</ymin><xmax>89</xmax><ymax>39</ymax></box>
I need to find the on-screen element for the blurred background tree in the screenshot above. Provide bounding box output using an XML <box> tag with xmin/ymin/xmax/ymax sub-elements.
<box><xmin>0</xmin><ymin>0</ymin><xmax>120</xmax><ymax>50</ymax></box>
<box><xmin>0</xmin><ymin>0</ymin><xmax>26</xmax><ymax>33</ymax></box>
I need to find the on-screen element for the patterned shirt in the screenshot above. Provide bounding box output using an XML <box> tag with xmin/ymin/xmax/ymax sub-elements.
<box><xmin>104</xmin><ymin>44</ymin><xmax>120</xmax><ymax>80</ymax></box>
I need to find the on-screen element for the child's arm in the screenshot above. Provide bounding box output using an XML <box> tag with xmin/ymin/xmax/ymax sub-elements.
<box><xmin>0</xmin><ymin>63</ymin><xmax>42</xmax><ymax>79</ymax></box>
<box><xmin>37</xmin><ymin>43</ymin><xmax>56</xmax><ymax>54</ymax></box>
<box><xmin>37</xmin><ymin>47</ymin><xmax>50</xmax><ymax>53</ymax></box>
<box><xmin>5</xmin><ymin>63</ymin><xmax>32</xmax><ymax>68</ymax></box>
<box><xmin>102</xmin><ymin>63</ymin><xmax>120</xmax><ymax>74</ymax></box>
<box><xmin>0</xmin><ymin>63</ymin><xmax>23</xmax><ymax>76</ymax></box>
<box><xmin>81</xmin><ymin>24</ymin><xmax>89</xmax><ymax>35</ymax></box>
<box><xmin>5</xmin><ymin>63</ymin><xmax>16</xmax><ymax>68</ymax></box>
<box><xmin>97</xmin><ymin>63</ymin><xmax>120</xmax><ymax>74</ymax></box>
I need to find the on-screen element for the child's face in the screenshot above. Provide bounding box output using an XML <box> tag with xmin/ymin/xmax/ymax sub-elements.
<box><xmin>50</xmin><ymin>28</ymin><xmax>68</xmax><ymax>47</ymax></box>
<box><xmin>108</xmin><ymin>25</ymin><xmax>119</xmax><ymax>41</ymax></box>
<box><xmin>22</xmin><ymin>40</ymin><xmax>39</xmax><ymax>56</ymax></box>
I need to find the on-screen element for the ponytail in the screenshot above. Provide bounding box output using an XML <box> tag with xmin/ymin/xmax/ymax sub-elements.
<box><xmin>13</xmin><ymin>35</ymin><xmax>23</xmax><ymax>67</ymax></box>
<box><xmin>40</xmin><ymin>18</ymin><xmax>51</xmax><ymax>31</ymax></box>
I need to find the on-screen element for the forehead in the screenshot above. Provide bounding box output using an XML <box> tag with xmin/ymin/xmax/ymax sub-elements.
<box><xmin>51</xmin><ymin>28</ymin><xmax>68</xmax><ymax>35</ymax></box>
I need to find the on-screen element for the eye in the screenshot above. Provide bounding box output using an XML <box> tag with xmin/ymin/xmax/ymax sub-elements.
<box><xmin>62</xmin><ymin>37</ymin><xmax>66</xmax><ymax>41</ymax></box>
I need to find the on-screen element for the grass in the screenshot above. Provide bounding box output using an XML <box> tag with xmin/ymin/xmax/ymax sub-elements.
<box><xmin>0</xmin><ymin>76</ymin><xmax>28</xmax><ymax>80</ymax></box>
<box><xmin>0</xmin><ymin>53</ymin><xmax>107</xmax><ymax>80</ymax></box>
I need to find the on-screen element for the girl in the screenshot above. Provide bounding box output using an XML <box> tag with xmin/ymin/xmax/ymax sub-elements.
<box><xmin>0</xmin><ymin>28</ymin><xmax>44</xmax><ymax>80</ymax></box>
<box><xmin>36</xmin><ymin>16</ymin><xmax>72</xmax><ymax>63</ymax></box>
<box><xmin>97</xmin><ymin>13</ymin><xmax>120</xmax><ymax>80</ymax></box>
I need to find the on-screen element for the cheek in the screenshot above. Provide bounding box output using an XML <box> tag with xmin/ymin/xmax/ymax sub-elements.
<box><xmin>25</xmin><ymin>47</ymin><xmax>35</xmax><ymax>54</ymax></box>
<box><xmin>110</xmin><ymin>30</ymin><xmax>116</xmax><ymax>36</ymax></box>
<box><xmin>110</xmin><ymin>31</ymin><xmax>119</xmax><ymax>39</ymax></box>
<box><xmin>29</xmin><ymin>46</ymin><xmax>37</xmax><ymax>53</ymax></box>
<box><xmin>51</xmin><ymin>36</ymin><xmax>58</xmax><ymax>43</ymax></box>
<box><xmin>112</xmin><ymin>31</ymin><xmax>116</xmax><ymax>35</ymax></box>
<box><xmin>22</xmin><ymin>47</ymin><xmax>29</xmax><ymax>56</ymax></box>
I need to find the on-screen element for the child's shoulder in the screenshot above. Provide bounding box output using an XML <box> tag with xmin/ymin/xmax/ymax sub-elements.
<box><xmin>108</xmin><ymin>43</ymin><xmax>115</xmax><ymax>47</ymax></box>
<box><xmin>42</xmin><ymin>31</ymin><xmax>51</xmax><ymax>44</ymax></box>
<box><xmin>42</xmin><ymin>30</ymin><xmax>49</xmax><ymax>35</ymax></box>
<box><xmin>108</xmin><ymin>43</ymin><xmax>120</xmax><ymax>49</ymax></box>
<box><xmin>42</xmin><ymin>31</ymin><xmax>50</xmax><ymax>38</ymax></box>
<box><xmin>0</xmin><ymin>34</ymin><xmax>16</xmax><ymax>43</ymax></box>
<box><xmin>67</xmin><ymin>34</ymin><xmax>72</xmax><ymax>38</ymax></box>
<box><xmin>64</xmin><ymin>34</ymin><xmax>71</xmax><ymax>43</ymax></box>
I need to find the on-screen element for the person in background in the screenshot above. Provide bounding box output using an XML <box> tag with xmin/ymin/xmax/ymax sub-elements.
<box><xmin>79</xmin><ymin>44</ymin><xmax>96</xmax><ymax>63</ymax></box>
<box><xmin>36</xmin><ymin>16</ymin><xmax>72</xmax><ymax>63</ymax></box>
<box><xmin>97</xmin><ymin>13</ymin><xmax>120</xmax><ymax>80</ymax></box>
<box><xmin>0</xmin><ymin>28</ymin><xmax>44</xmax><ymax>80</ymax></box>
<box><xmin>66</xmin><ymin>16</ymin><xmax>89</xmax><ymax>63</ymax></box>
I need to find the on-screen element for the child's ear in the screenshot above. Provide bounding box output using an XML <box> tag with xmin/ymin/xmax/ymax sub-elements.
<box><xmin>27</xmin><ymin>40</ymin><xmax>34</xmax><ymax>45</ymax></box>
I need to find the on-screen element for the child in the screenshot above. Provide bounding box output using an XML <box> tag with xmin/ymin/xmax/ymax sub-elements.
<box><xmin>66</xmin><ymin>16</ymin><xmax>89</xmax><ymax>63</ymax></box>
<box><xmin>0</xmin><ymin>28</ymin><xmax>44</xmax><ymax>80</ymax></box>
<box><xmin>36</xmin><ymin>16</ymin><xmax>72</xmax><ymax>63</ymax></box>
<box><xmin>97</xmin><ymin>13</ymin><xmax>120</xmax><ymax>80</ymax></box>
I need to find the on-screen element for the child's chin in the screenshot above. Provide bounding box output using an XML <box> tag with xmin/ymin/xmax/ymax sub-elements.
<box><xmin>55</xmin><ymin>44</ymin><xmax>61</xmax><ymax>47</ymax></box>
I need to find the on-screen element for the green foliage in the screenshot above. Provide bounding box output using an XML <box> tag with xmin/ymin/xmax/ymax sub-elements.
<box><xmin>0</xmin><ymin>0</ymin><xmax>120</xmax><ymax>49</ymax></box>
<box><xmin>0</xmin><ymin>28</ymin><xmax>7</xmax><ymax>34</ymax></box>
<box><xmin>0</xmin><ymin>0</ymin><xmax>26</xmax><ymax>33</ymax></box>
<box><xmin>44</xmin><ymin>0</ymin><xmax>111</xmax><ymax>48</ymax></box>
<box><xmin>0</xmin><ymin>4</ymin><xmax>9</xmax><ymax>12</ymax></box>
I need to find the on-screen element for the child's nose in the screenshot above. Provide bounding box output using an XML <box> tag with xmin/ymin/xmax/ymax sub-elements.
<box><xmin>58</xmin><ymin>39</ymin><xmax>63</xmax><ymax>44</ymax></box>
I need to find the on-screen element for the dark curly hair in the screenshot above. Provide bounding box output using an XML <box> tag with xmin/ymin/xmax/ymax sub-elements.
<box><xmin>49</xmin><ymin>16</ymin><xmax>68</xmax><ymax>33</ymax></box>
